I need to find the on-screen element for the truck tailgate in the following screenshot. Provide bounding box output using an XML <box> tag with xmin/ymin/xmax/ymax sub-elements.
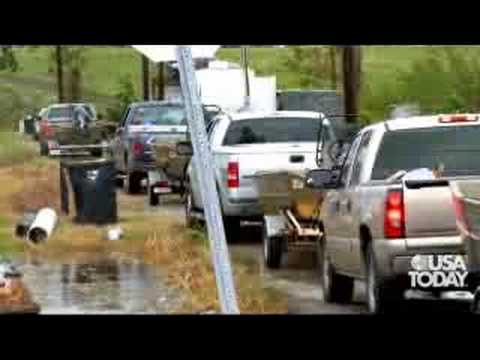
<box><xmin>216</xmin><ymin>143</ymin><xmax>317</xmax><ymax>199</ymax></box>
<box><xmin>404</xmin><ymin>179</ymin><xmax>458</xmax><ymax>243</ymax></box>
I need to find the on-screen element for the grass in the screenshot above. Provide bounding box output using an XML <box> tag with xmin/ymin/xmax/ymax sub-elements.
<box><xmin>0</xmin><ymin>144</ymin><xmax>287</xmax><ymax>313</ymax></box>
<box><xmin>5</xmin><ymin>46</ymin><xmax>480</xmax><ymax>125</ymax></box>
<box><xmin>0</xmin><ymin>132</ymin><xmax>37</xmax><ymax>167</ymax></box>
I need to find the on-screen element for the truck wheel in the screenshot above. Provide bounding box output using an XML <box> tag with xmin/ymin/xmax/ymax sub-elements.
<box><xmin>365</xmin><ymin>243</ymin><xmax>402</xmax><ymax>314</ymax></box>
<box><xmin>148</xmin><ymin>185</ymin><xmax>159</xmax><ymax>206</ymax></box>
<box><xmin>223</xmin><ymin>217</ymin><xmax>241</xmax><ymax>243</ymax></box>
<box><xmin>320</xmin><ymin>235</ymin><xmax>354</xmax><ymax>304</ymax></box>
<box><xmin>184</xmin><ymin>186</ymin><xmax>198</xmax><ymax>228</ymax></box>
<box><xmin>124</xmin><ymin>172</ymin><xmax>142</xmax><ymax>194</ymax></box>
<box><xmin>262</xmin><ymin>223</ymin><xmax>282</xmax><ymax>269</ymax></box>
<box><xmin>39</xmin><ymin>141</ymin><xmax>48</xmax><ymax>156</ymax></box>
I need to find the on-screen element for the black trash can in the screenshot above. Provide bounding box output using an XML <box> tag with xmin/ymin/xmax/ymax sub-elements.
<box><xmin>60</xmin><ymin>158</ymin><xmax>117</xmax><ymax>225</ymax></box>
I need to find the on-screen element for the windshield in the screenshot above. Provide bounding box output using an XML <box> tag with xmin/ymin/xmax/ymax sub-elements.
<box><xmin>223</xmin><ymin>117</ymin><xmax>328</xmax><ymax>146</ymax></box>
<box><xmin>48</xmin><ymin>107</ymin><xmax>73</xmax><ymax>121</ymax></box>
<box><xmin>372</xmin><ymin>126</ymin><xmax>480</xmax><ymax>179</ymax></box>
<box><xmin>130</xmin><ymin>105</ymin><xmax>187</xmax><ymax>126</ymax></box>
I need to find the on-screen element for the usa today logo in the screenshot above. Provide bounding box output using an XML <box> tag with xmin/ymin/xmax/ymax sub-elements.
<box><xmin>408</xmin><ymin>255</ymin><xmax>468</xmax><ymax>289</ymax></box>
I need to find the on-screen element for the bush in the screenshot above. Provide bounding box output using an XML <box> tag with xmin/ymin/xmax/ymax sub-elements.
<box><xmin>105</xmin><ymin>75</ymin><xmax>138</xmax><ymax>122</ymax></box>
<box><xmin>385</xmin><ymin>47</ymin><xmax>480</xmax><ymax>117</ymax></box>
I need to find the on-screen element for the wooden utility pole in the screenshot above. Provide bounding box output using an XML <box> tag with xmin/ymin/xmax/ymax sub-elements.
<box><xmin>55</xmin><ymin>46</ymin><xmax>64</xmax><ymax>103</ymax></box>
<box><xmin>157</xmin><ymin>62</ymin><xmax>165</xmax><ymax>100</ymax></box>
<box><xmin>241</xmin><ymin>46</ymin><xmax>250</xmax><ymax>108</ymax></box>
<box><xmin>342</xmin><ymin>46</ymin><xmax>362</xmax><ymax>123</ymax></box>
<box><xmin>141</xmin><ymin>54</ymin><xmax>150</xmax><ymax>101</ymax></box>
<box><xmin>329</xmin><ymin>46</ymin><xmax>337</xmax><ymax>90</ymax></box>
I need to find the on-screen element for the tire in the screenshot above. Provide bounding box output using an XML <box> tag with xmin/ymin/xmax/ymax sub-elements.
<box><xmin>223</xmin><ymin>217</ymin><xmax>241</xmax><ymax>243</ymax></box>
<box><xmin>184</xmin><ymin>185</ymin><xmax>199</xmax><ymax>228</ymax></box>
<box><xmin>148</xmin><ymin>185</ymin><xmax>159</xmax><ymax>206</ymax></box>
<box><xmin>124</xmin><ymin>172</ymin><xmax>142</xmax><ymax>194</ymax></box>
<box><xmin>262</xmin><ymin>223</ymin><xmax>282</xmax><ymax>269</ymax></box>
<box><xmin>39</xmin><ymin>141</ymin><xmax>48</xmax><ymax>156</ymax></box>
<box><xmin>319</xmin><ymin>234</ymin><xmax>354</xmax><ymax>304</ymax></box>
<box><xmin>365</xmin><ymin>242</ymin><xmax>403</xmax><ymax>314</ymax></box>
<box><xmin>471</xmin><ymin>288</ymin><xmax>480</xmax><ymax>314</ymax></box>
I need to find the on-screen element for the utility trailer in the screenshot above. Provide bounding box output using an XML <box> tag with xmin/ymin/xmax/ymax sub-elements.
<box><xmin>253</xmin><ymin>169</ymin><xmax>325</xmax><ymax>269</ymax></box>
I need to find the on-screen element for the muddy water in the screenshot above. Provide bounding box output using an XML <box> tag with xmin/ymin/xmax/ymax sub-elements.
<box><xmin>15</xmin><ymin>253</ymin><xmax>182</xmax><ymax>314</ymax></box>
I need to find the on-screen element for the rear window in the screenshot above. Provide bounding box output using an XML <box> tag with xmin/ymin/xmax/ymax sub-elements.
<box><xmin>372</xmin><ymin>126</ymin><xmax>480</xmax><ymax>179</ymax></box>
<box><xmin>130</xmin><ymin>105</ymin><xmax>187</xmax><ymax>126</ymax></box>
<box><xmin>48</xmin><ymin>107</ymin><xmax>73</xmax><ymax>121</ymax></box>
<box><xmin>81</xmin><ymin>105</ymin><xmax>95</xmax><ymax>118</ymax></box>
<box><xmin>222</xmin><ymin>117</ymin><xmax>325</xmax><ymax>146</ymax></box>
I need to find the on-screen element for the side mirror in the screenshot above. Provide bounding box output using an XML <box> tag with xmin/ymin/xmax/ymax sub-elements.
<box><xmin>305</xmin><ymin>169</ymin><xmax>339</xmax><ymax>190</ymax></box>
<box><xmin>176</xmin><ymin>141</ymin><xmax>193</xmax><ymax>156</ymax></box>
<box><xmin>116</xmin><ymin>127</ymin><xmax>123</xmax><ymax>136</ymax></box>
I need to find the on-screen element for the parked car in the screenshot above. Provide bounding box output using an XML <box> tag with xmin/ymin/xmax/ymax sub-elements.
<box><xmin>37</xmin><ymin>103</ymin><xmax>110</xmax><ymax>157</ymax></box>
<box><xmin>314</xmin><ymin>114</ymin><xmax>480</xmax><ymax>313</ymax></box>
<box><xmin>33</xmin><ymin>108</ymin><xmax>48</xmax><ymax>141</ymax></box>
<box><xmin>185</xmin><ymin>111</ymin><xmax>337</xmax><ymax>241</ymax></box>
<box><xmin>112</xmin><ymin>101</ymin><xmax>189</xmax><ymax>194</ymax></box>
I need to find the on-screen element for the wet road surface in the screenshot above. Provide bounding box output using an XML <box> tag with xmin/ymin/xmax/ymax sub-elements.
<box><xmin>17</xmin><ymin>252</ymin><xmax>182</xmax><ymax>314</ymax></box>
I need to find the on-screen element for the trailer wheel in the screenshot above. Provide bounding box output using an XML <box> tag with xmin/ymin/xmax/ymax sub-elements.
<box><xmin>262</xmin><ymin>223</ymin><xmax>282</xmax><ymax>269</ymax></box>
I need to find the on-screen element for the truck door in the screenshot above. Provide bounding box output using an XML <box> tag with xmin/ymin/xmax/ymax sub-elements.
<box><xmin>327</xmin><ymin>134</ymin><xmax>362</xmax><ymax>273</ymax></box>
<box><xmin>342</xmin><ymin>130</ymin><xmax>374</xmax><ymax>274</ymax></box>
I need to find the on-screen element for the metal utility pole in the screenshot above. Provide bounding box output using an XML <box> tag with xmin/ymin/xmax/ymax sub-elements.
<box><xmin>157</xmin><ymin>62</ymin><xmax>165</xmax><ymax>100</ymax></box>
<box><xmin>55</xmin><ymin>46</ymin><xmax>64</xmax><ymax>103</ymax></box>
<box><xmin>241</xmin><ymin>46</ymin><xmax>250</xmax><ymax>109</ymax></box>
<box><xmin>342</xmin><ymin>46</ymin><xmax>362</xmax><ymax>123</ymax></box>
<box><xmin>175</xmin><ymin>46</ymin><xmax>239</xmax><ymax>314</ymax></box>
<box><xmin>141</xmin><ymin>54</ymin><xmax>150</xmax><ymax>101</ymax></box>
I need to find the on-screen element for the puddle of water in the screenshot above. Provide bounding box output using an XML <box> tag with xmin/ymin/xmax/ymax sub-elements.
<box><xmin>14</xmin><ymin>253</ymin><xmax>182</xmax><ymax>314</ymax></box>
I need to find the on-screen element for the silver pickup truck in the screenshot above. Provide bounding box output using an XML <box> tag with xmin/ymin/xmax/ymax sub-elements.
<box><xmin>310</xmin><ymin>114</ymin><xmax>480</xmax><ymax>313</ymax></box>
<box><xmin>185</xmin><ymin>111</ymin><xmax>336</xmax><ymax>241</ymax></box>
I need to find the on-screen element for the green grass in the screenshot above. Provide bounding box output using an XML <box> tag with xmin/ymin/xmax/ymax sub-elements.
<box><xmin>0</xmin><ymin>132</ymin><xmax>36</xmax><ymax>167</ymax></box>
<box><xmin>4</xmin><ymin>46</ymin><xmax>480</xmax><ymax>125</ymax></box>
<box><xmin>0</xmin><ymin>216</ymin><xmax>23</xmax><ymax>256</ymax></box>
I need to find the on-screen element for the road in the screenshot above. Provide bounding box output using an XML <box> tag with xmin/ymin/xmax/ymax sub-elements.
<box><xmin>149</xmin><ymin>198</ymin><xmax>474</xmax><ymax>314</ymax></box>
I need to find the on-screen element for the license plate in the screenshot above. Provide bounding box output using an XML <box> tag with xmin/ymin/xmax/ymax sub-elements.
<box><xmin>154</xmin><ymin>187</ymin><xmax>171</xmax><ymax>194</ymax></box>
<box><xmin>49</xmin><ymin>150</ymin><xmax>61</xmax><ymax>156</ymax></box>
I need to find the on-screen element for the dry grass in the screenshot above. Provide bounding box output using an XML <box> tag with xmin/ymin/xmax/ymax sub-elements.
<box><xmin>143</xmin><ymin>221</ymin><xmax>288</xmax><ymax>314</ymax></box>
<box><xmin>8</xmin><ymin>161</ymin><xmax>61</xmax><ymax>215</ymax></box>
<box><xmin>2</xmin><ymin>157</ymin><xmax>288</xmax><ymax>314</ymax></box>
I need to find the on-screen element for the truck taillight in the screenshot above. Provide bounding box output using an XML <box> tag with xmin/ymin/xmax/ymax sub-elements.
<box><xmin>384</xmin><ymin>189</ymin><xmax>405</xmax><ymax>239</ymax></box>
<box><xmin>132</xmin><ymin>142</ymin><xmax>144</xmax><ymax>157</ymax></box>
<box><xmin>227</xmin><ymin>161</ymin><xmax>239</xmax><ymax>188</ymax></box>
<box><xmin>41</xmin><ymin>120</ymin><xmax>54</xmax><ymax>138</ymax></box>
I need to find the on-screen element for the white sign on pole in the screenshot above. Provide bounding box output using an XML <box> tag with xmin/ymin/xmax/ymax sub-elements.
<box><xmin>132</xmin><ymin>45</ymin><xmax>239</xmax><ymax>314</ymax></box>
<box><xmin>132</xmin><ymin>45</ymin><xmax>220</xmax><ymax>63</ymax></box>
<box><xmin>175</xmin><ymin>46</ymin><xmax>240</xmax><ymax>314</ymax></box>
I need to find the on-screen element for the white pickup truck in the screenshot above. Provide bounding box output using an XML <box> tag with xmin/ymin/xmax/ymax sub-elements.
<box><xmin>185</xmin><ymin>111</ymin><xmax>336</xmax><ymax>241</ymax></box>
<box><xmin>309</xmin><ymin>114</ymin><xmax>480</xmax><ymax>313</ymax></box>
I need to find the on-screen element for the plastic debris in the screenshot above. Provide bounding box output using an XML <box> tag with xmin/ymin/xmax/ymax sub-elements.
<box><xmin>27</xmin><ymin>208</ymin><xmax>58</xmax><ymax>244</ymax></box>
<box><xmin>107</xmin><ymin>226</ymin><xmax>124</xmax><ymax>241</ymax></box>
